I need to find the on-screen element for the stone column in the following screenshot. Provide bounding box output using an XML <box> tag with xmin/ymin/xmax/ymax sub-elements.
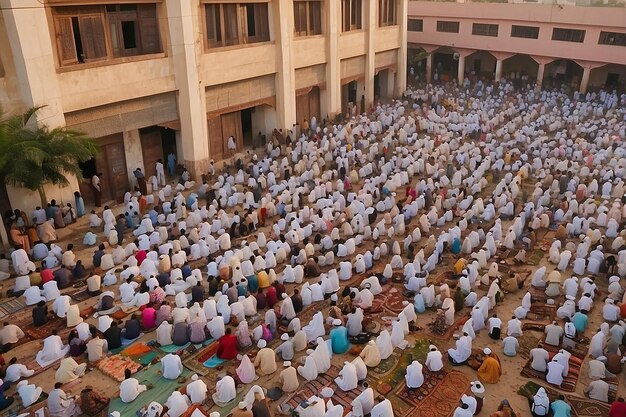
<box><xmin>325</xmin><ymin>0</ymin><xmax>341</xmax><ymax>119</ymax></box>
<box><xmin>166</xmin><ymin>0</ymin><xmax>209</xmax><ymax>179</ymax></box>
<box><xmin>275</xmin><ymin>0</ymin><xmax>296</xmax><ymax>129</ymax></box>
<box><xmin>494</xmin><ymin>59</ymin><xmax>503</xmax><ymax>83</ymax></box>
<box><xmin>579</xmin><ymin>67</ymin><xmax>591</xmax><ymax>94</ymax></box>
<box><xmin>426</xmin><ymin>53</ymin><xmax>433</xmax><ymax>83</ymax></box>
<box><xmin>364</xmin><ymin>0</ymin><xmax>376</xmax><ymax>109</ymax></box>
<box><xmin>536</xmin><ymin>63</ymin><xmax>546</xmax><ymax>91</ymax></box>
<box><xmin>457</xmin><ymin>55</ymin><xmax>465</xmax><ymax>85</ymax></box>
<box><xmin>395</xmin><ymin>0</ymin><xmax>409</xmax><ymax>96</ymax></box>
<box><xmin>123</xmin><ymin>129</ymin><xmax>145</xmax><ymax>191</ymax></box>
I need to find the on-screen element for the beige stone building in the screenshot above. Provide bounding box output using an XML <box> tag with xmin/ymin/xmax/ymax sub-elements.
<box><xmin>0</xmin><ymin>0</ymin><xmax>408</xmax><ymax>217</ymax></box>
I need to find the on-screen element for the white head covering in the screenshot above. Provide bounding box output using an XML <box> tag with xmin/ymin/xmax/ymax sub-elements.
<box><xmin>281</xmin><ymin>333</ymin><xmax>289</xmax><ymax>341</ymax></box>
<box><xmin>283</xmin><ymin>361</ymin><xmax>291</xmax><ymax>367</ymax></box>
<box><xmin>483</xmin><ymin>347</ymin><xmax>491</xmax><ymax>355</ymax></box>
<box><xmin>333</xmin><ymin>319</ymin><xmax>342</xmax><ymax>326</ymax></box>
<box><xmin>257</xmin><ymin>339</ymin><xmax>267</xmax><ymax>348</ymax></box>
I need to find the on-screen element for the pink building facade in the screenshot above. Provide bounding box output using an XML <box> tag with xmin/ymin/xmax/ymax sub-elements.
<box><xmin>407</xmin><ymin>1</ymin><xmax>626</xmax><ymax>92</ymax></box>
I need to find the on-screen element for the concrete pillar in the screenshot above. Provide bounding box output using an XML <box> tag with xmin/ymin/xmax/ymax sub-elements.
<box><xmin>494</xmin><ymin>59</ymin><xmax>503</xmax><ymax>83</ymax></box>
<box><xmin>536</xmin><ymin>63</ymin><xmax>545</xmax><ymax>91</ymax></box>
<box><xmin>165</xmin><ymin>0</ymin><xmax>208</xmax><ymax>179</ymax></box>
<box><xmin>579</xmin><ymin>67</ymin><xmax>591</xmax><ymax>94</ymax></box>
<box><xmin>325</xmin><ymin>0</ymin><xmax>341</xmax><ymax>119</ymax></box>
<box><xmin>364</xmin><ymin>0</ymin><xmax>376</xmax><ymax>109</ymax></box>
<box><xmin>275</xmin><ymin>0</ymin><xmax>296</xmax><ymax>130</ymax></box>
<box><xmin>1</xmin><ymin>0</ymin><xmax>65</xmax><ymax>127</ymax></box>
<box><xmin>395</xmin><ymin>0</ymin><xmax>409</xmax><ymax>96</ymax></box>
<box><xmin>426</xmin><ymin>53</ymin><xmax>433</xmax><ymax>83</ymax></box>
<box><xmin>457</xmin><ymin>55</ymin><xmax>465</xmax><ymax>85</ymax></box>
<box><xmin>123</xmin><ymin>129</ymin><xmax>145</xmax><ymax>191</ymax></box>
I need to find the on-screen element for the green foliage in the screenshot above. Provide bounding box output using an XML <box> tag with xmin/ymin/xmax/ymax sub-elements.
<box><xmin>0</xmin><ymin>106</ymin><xmax>99</xmax><ymax>204</ymax></box>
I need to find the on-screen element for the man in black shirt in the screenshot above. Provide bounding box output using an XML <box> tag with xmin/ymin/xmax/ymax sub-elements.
<box><xmin>104</xmin><ymin>321</ymin><xmax>122</xmax><ymax>350</ymax></box>
<box><xmin>32</xmin><ymin>300</ymin><xmax>49</xmax><ymax>327</ymax></box>
<box><xmin>123</xmin><ymin>315</ymin><xmax>141</xmax><ymax>340</ymax></box>
<box><xmin>291</xmin><ymin>289</ymin><xmax>303</xmax><ymax>314</ymax></box>
<box><xmin>53</xmin><ymin>267</ymin><xmax>72</xmax><ymax>289</ymax></box>
<box><xmin>191</xmin><ymin>281</ymin><xmax>204</xmax><ymax>304</ymax></box>
<box><xmin>92</xmin><ymin>244</ymin><xmax>106</xmax><ymax>268</ymax></box>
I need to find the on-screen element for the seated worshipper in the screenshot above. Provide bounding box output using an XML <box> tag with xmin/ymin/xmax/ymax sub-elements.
<box><xmin>186</xmin><ymin>374</ymin><xmax>208</xmax><ymax>405</ymax></box>
<box><xmin>86</xmin><ymin>330</ymin><xmax>108</xmax><ymax>362</ymax></box>
<box><xmin>160</xmin><ymin>352</ymin><xmax>183</xmax><ymax>380</ymax></box>
<box><xmin>425</xmin><ymin>344</ymin><xmax>444</xmax><ymax>372</ymax></box>
<box><xmin>546</xmin><ymin>358</ymin><xmax>566</xmax><ymax>387</ymax></box>
<box><xmin>335</xmin><ymin>361</ymin><xmax>358</xmax><ymax>391</ymax></box>
<box><xmin>371</xmin><ymin>396</ymin><xmax>394</xmax><ymax>417</ymax></box>
<box><xmin>36</xmin><ymin>329</ymin><xmax>70</xmax><ymax>367</ymax></box>
<box><xmin>550</xmin><ymin>395</ymin><xmax>572</xmax><ymax>417</ymax></box>
<box><xmin>156</xmin><ymin>320</ymin><xmax>173</xmax><ymax>346</ymax></box>
<box><xmin>330</xmin><ymin>319</ymin><xmax>351</xmax><ymax>354</ymax></box>
<box><xmin>585</xmin><ymin>379</ymin><xmax>609</xmax><ymax>403</ymax></box>
<box><xmin>5</xmin><ymin>357</ymin><xmax>35</xmax><ymax>382</ymax></box>
<box><xmin>68</xmin><ymin>330</ymin><xmax>86</xmax><ymax>357</ymax></box>
<box><xmin>502</xmin><ymin>336</ymin><xmax>519</xmax><ymax>357</ymax></box>
<box><xmin>488</xmin><ymin>314</ymin><xmax>502</xmax><ymax>340</ymax></box>
<box><xmin>55</xmin><ymin>357</ymin><xmax>87</xmax><ymax>384</ymax></box>
<box><xmin>165</xmin><ymin>391</ymin><xmax>191</xmax><ymax>417</ymax></box>
<box><xmin>544</xmin><ymin>321</ymin><xmax>564</xmax><ymax>346</ymax></box>
<box><xmin>120</xmin><ymin>368</ymin><xmax>150</xmax><ymax>403</ymax></box>
<box><xmin>212</xmin><ymin>375</ymin><xmax>236</xmax><ymax>406</ymax></box>
<box><xmin>103</xmin><ymin>321</ymin><xmax>122</xmax><ymax>351</ymax></box>
<box><xmin>254</xmin><ymin>339</ymin><xmax>277</xmax><ymax>375</ymax></box>
<box><xmin>123</xmin><ymin>314</ymin><xmax>142</xmax><ymax>340</ymax></box>
<box><xmin>529</xmin><ymin>387</ymin><xmax>550</xmax><ymax>417</ymax></box>
<box><xmin>48</xmin><ymin>382</ymin><xmax>82</xmax><ymax>417</ymax></box>
<box><xmin>277</xmin><ymin>360</ymin><xmax>299</xmax><ymax>393</ymax></box>
<box><xmin>530</xmin><ymin>347</ymin><xmax>550</xmax><ymax>373</ymax></box>
<box><xmin>275</xmin><ymin>333</ymin><xmax>295</xmax><ymax>361</ymax></box>
<box><xmin>405</xmin><ymin>360</ymin><xmax>425</xmax><ymax>388</ymax></box>
<box><xmin>0</xmin><ymin>379</ymin><xmax>14</xmax><ymax>411</ymax></box>
<box><xmin>298</xmin><ymin>350</ymin><xmax>319</xmax><ymax>381</ymax></box>
<box><xmin>360</xmin><ymin>340</ymin><xmax>382</xmax><ymax>367</ymax></box>
<box><xmin>141</xmin><ymin>303</ymin><xmax>157</xmax><ymax>330</ymax></box>
<box><xmin>32</xmin><ymin>300</ymin><xmax>49</xmax><ymax>327</ymax></box>
<box><xmin>236</xmin><ymin>354</ymin><xmax>257</xmax><ymax>384</ymax></box>
<box><xmin>79</xmin><ymin>386</ymin><xmax>110</xmax><ymax>416</ymax></box>
<box><xmin>16</xmin><ymin>380</ymin><xmax>43</xmax><ymax>408</ymax></box>
<box><xmin>351</xmin><ymin>387</ymin><xmax>375</xmax><ymax>417</ymax></box>
<box><xmin>217</xmin><ymin>327</ymin><xmax>239</xmax><ymax>360</ymax></box>
<box><xmin>477</xmin><ymin>348</ymin><xmax>502</xmax><ymax>384</ymax></box>
<box><xmin>171</xmin><ymin>322</ymin><xmax>189</xmax><ymax>346</ymax></box>
<box><xmin>490</xmin><ymin>399</ymin><xmax>521</xmax><ymax>417</ymax></box>
<box><xmin>0</xmin><ymin>322</ymin><xmax>25</xmax><ymax>352</ymax></box>
<box><xmin>448</xmin><ymin>332</ymin><xmax>472</xmax><ymax>365</ymax></box>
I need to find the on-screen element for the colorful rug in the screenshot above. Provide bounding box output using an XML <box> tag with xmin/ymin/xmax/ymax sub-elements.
<box><xmin>120</xmin><ymin>343</ymin><xmax>160</xmax><ymax>366</ymax></box>
<box><xmin>425</xmin><ymin>313</ymin><xmax>470</xmax><ymax>340</ymax></box>
<box><xmin>159</xmin><ymin>342</ymin><xmax>191</xmax><ymax>353</ymax></box>
<box><xmin>520</xmin><ymin>351</ymin><xmax>582</xmax><ymax>392</ymax></box>
<box><xmin>538</xmin><ymin>335</ymin><xmax>587</xmax><ymax>360</ymax></box>
<box><xmin>518</xmin><ymin>381</ymin><xmax>611</xmax><ymax>417</ymax></box>
<box><xmin>395</xmin><ymin>369</ymin><xmax>471</xmax><ymax>417</ymax></box>
<box><xmin>97</xmin><ymin>354</ymin><xmax>142</xmax><ymax>382</ymax></box>
<box><xmin>0</xmin><ymin>297</ymin><xmax>27</xmax><ymax>316</ymax></box>
<box><xmin>183</xmin><ymin>345</ymin><xmax>216</xmax><ymax>376</ymax></box>
<box><xmin>369</xmin><ymin>338</ymin><xmax>432</xmax><ymax>385</ymax></box>
<box><xmin>203</xmin><ymin>354</ymin><xmax>227</xmax><ymax>368</ymax></box>
<box><xmin>280</xmin><ymin>365</ymin><xmax>367</xmax><ymax>413</ymax></box>
<box><xmin>517</xmin><ymin>331</ymin><xmax>541</xmax><ymax>360</ymax></box>
<box><xmin>370</xmin><ymin>286</ymin><xmax>407</xmax><ymax>315</ymax></box>
<box><xmin>108</xmin><ymin>366</ymin><xmax>191</xmax><ymax>417</ymax></box>
<box><xmin>527</xmin><ymin>249</ymin><xmax>547</xmax><ymax>266</ymax></box>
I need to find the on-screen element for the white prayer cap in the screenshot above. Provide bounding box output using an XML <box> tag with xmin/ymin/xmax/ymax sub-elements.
<box><xmin>429</xmin><ymin>344</ymin><xmax>437</xmax><ymax>351</ymax></box>
<box><xmin>483</xmin><ymin>347</ymin><xmax>491</xmax><ymax>355</ymax></box>
<box><xmin>597</xmin><ymin>356</ymin><xmax>607</xmax><ymax>362</ymax></box>
<box><xmin>333</xmin><ymin>319</ymin><xmax>342</xmax><ymax>326</ymax></box>
<box><xmin>238</xmin><ymin>402</ymin><xmax>247</xmax><ymax>410</ymax></box>
<box><xmin>257</xmin><ymin>339</ymin><xmax>267</xmax><ymax>348</ymax></box>
<box><xmin>306</xmin><ymin>349</ymin><xmax>314</xmax><ymax>354</ymax></box>
<box><xmin>283</xmin><ymin>361</ymin><xmax>291</xmax><ymax>367</ymax></box>
<box><xmin>191</xmin><ymin>374</ymin><xmax>198</xmax><ymax>381</ymax></box>
<box><xmin>281</xmin><ymin>333</ymin><xmax>289</xmax><ymax>341</ymax></box>
<box><xmin>330</xmin><ymin>294</ymin><xmax>338</xmax><ymax>302</ymax></box>
<box><xmin>546</xmin><ymin>299</ymin><xmax>555</xmax><ymax>305</ymax></box>
<box><xmin>369</xmin><ymin>340</ymin><xmax>376</xmax><ymax>345</ymax></box>
<box><xmin>17</xmin><ymin>380</ymin><xmax>27</xmax><ymax>388</ymax></box>
<box><xmin>211</xmin><ymin>412</ymin><xmax>221</xmax><ymax>417</ymax></box>
<box><xmin>609</xmin><ymin>276</ymin><xmax>620</xmax><ymax>283</ymax></box>
<box><xmin>110</xmin><ymin>413</ymin><xmax>121</xmax><ymax>417</ymax></box>
<box><xmin>606</xmin><ymin>298</ymin><xmax>615</xmax><ymax>304</ymax></box>
<box><xmin>565</xmin><ymin>295</ymin><xmax>575</xmax><ymax>301</ymax></box>
<box><xmin>282</xmin><ymin>293</ymin><xmax>288</xmax><ymax>299</ymax></box>
<box><xmin>321</xmin><ymin>387</ymin><xmax>334</xmax><ymax>398</ymax></box>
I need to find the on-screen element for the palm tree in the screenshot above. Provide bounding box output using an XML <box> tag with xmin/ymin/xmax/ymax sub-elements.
<box><xmin>0</xmin><ymin>106</ymin><xmax>99</xmax><ymax>206</ymax></box>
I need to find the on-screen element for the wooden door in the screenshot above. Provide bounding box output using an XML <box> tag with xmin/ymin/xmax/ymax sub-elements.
<box><xmin>221</xmin><ymin>111</ymin><xmax>243</xmax><ymax>151</ymax></box>
<box><xmin>309</xmin><ymin>87</ymin><xmax>321</xmax><ymax>120</ymax></box>
<box><xmin>208</xmin><ymin>115</ymin><xmax>224</xmax><ymax>161</ymax></box>
<box><xmin>107</xmin><ymin>142</ymin><xmax>128</xmax><ymax>203</ymax></box>
<box><xmin>296</xmin><ymin>93</ymin><xmax>310</xmax><ymax>127</ymax></box>
<box><xmin>140</xmin><ymin>128</ymin><xmax>163</xmax><ymax>178</ymax></box>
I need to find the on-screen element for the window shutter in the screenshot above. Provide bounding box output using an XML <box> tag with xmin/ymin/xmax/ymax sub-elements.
<box><xmin>54</xmin><ymin>16</ymin><xmax>78</xmax><ymax>65</ymax></box>
<box><xmin>138</xmin><ymin>4</ymin><xmax>161</xmax><ymax>54</ymax></box>
<box><xmin>79</xmin><ymin>15</ymin><xmax>107</xmax><ymax>60</ymax></box>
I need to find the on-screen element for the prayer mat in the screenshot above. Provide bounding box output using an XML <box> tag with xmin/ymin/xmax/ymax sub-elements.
<box><xmin>425</xmin><ymin>312</ymin><xmax>470</xmax><ymax>340</ymax></box>
<box><xmin>108</xmin><ymin>366</ymin><xmax>191</xmax><ymax>417</ymax></box>
<box><xmin>527</xmin><ymin>249</ymin><xmax>547</xmax><ymax>266</ymax></box>
<box><xmin>517</xmin><ymin>331</ymin><xmax>541</xmax><ymax>360</ymax></box>
<box><xmin>80</xmin><ymin>306</ymin><xmax>96</xmax><ymax>318</ymax></box>
<box><xmin>97</xmin><ymin>354</ymin><xmax>142</xmax><ymax>382</ymax></box>
<box><xmin>111</xmin><ymin>309</ymin><xmax>130</xmax><ymax>320</ymax></box>
<box><xmin>538</xmin><ymin>335</ymin><xmax>587</xmax><ymax>360</ymax></box>
<box><xmin>202</xmin><ymin>354</ymin><xmax>226</xmax><ymax>368</ymax></box>
<box><xmin>517</xmin><ymin>381</ymin><xmax>612</xmax><ymax>417</ymax></box>
<box><xmin>280</xmin><ymin>365</ymin><xmax>367</xmax><ymax>414</ymax></box>
<box><xmin>369</xmin><ymin>338</ymin><xmax>432</xmax><ymax>384</ymax></box>
<box><xmin>120</xmin><ymin>343</ymin><xmax>160</xmax><ymax>366</ymax></box>
<box><xmin>395</xmin><ymin>369</ymin><xmax>471</xmax><ymax>417</ymax></box>
<box><xmin>371</xmin><ymin>286</ymin><xmax>406</xmax><ymax>315</ymax></box>
<box><xmin>159</xmin><ymin>342</ymin><xmax>191</xmax><ymax>353</ymax></box>
<box><xmin>0</xmin><ymin>297</ymin><xmax>26</xmax><ymax>316</ymax></box>
<box><xmin>183</xmin><ymin>347</ymin><xmax>214</xmax><ymax>376</ymax></box>
<box><xmin>23</xmin><ymin>316</ymin><xmax>66</xmax><ymax>340</ymax></box>
<box><xmin>69</xmin><ymin>287</ymin><xmax>99</xmax><ymax>302</ymax></box>
<box><xmin>520</xmin><ymin>350</ymin><xmax>582</xmax><ymax>392</ymax></box>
